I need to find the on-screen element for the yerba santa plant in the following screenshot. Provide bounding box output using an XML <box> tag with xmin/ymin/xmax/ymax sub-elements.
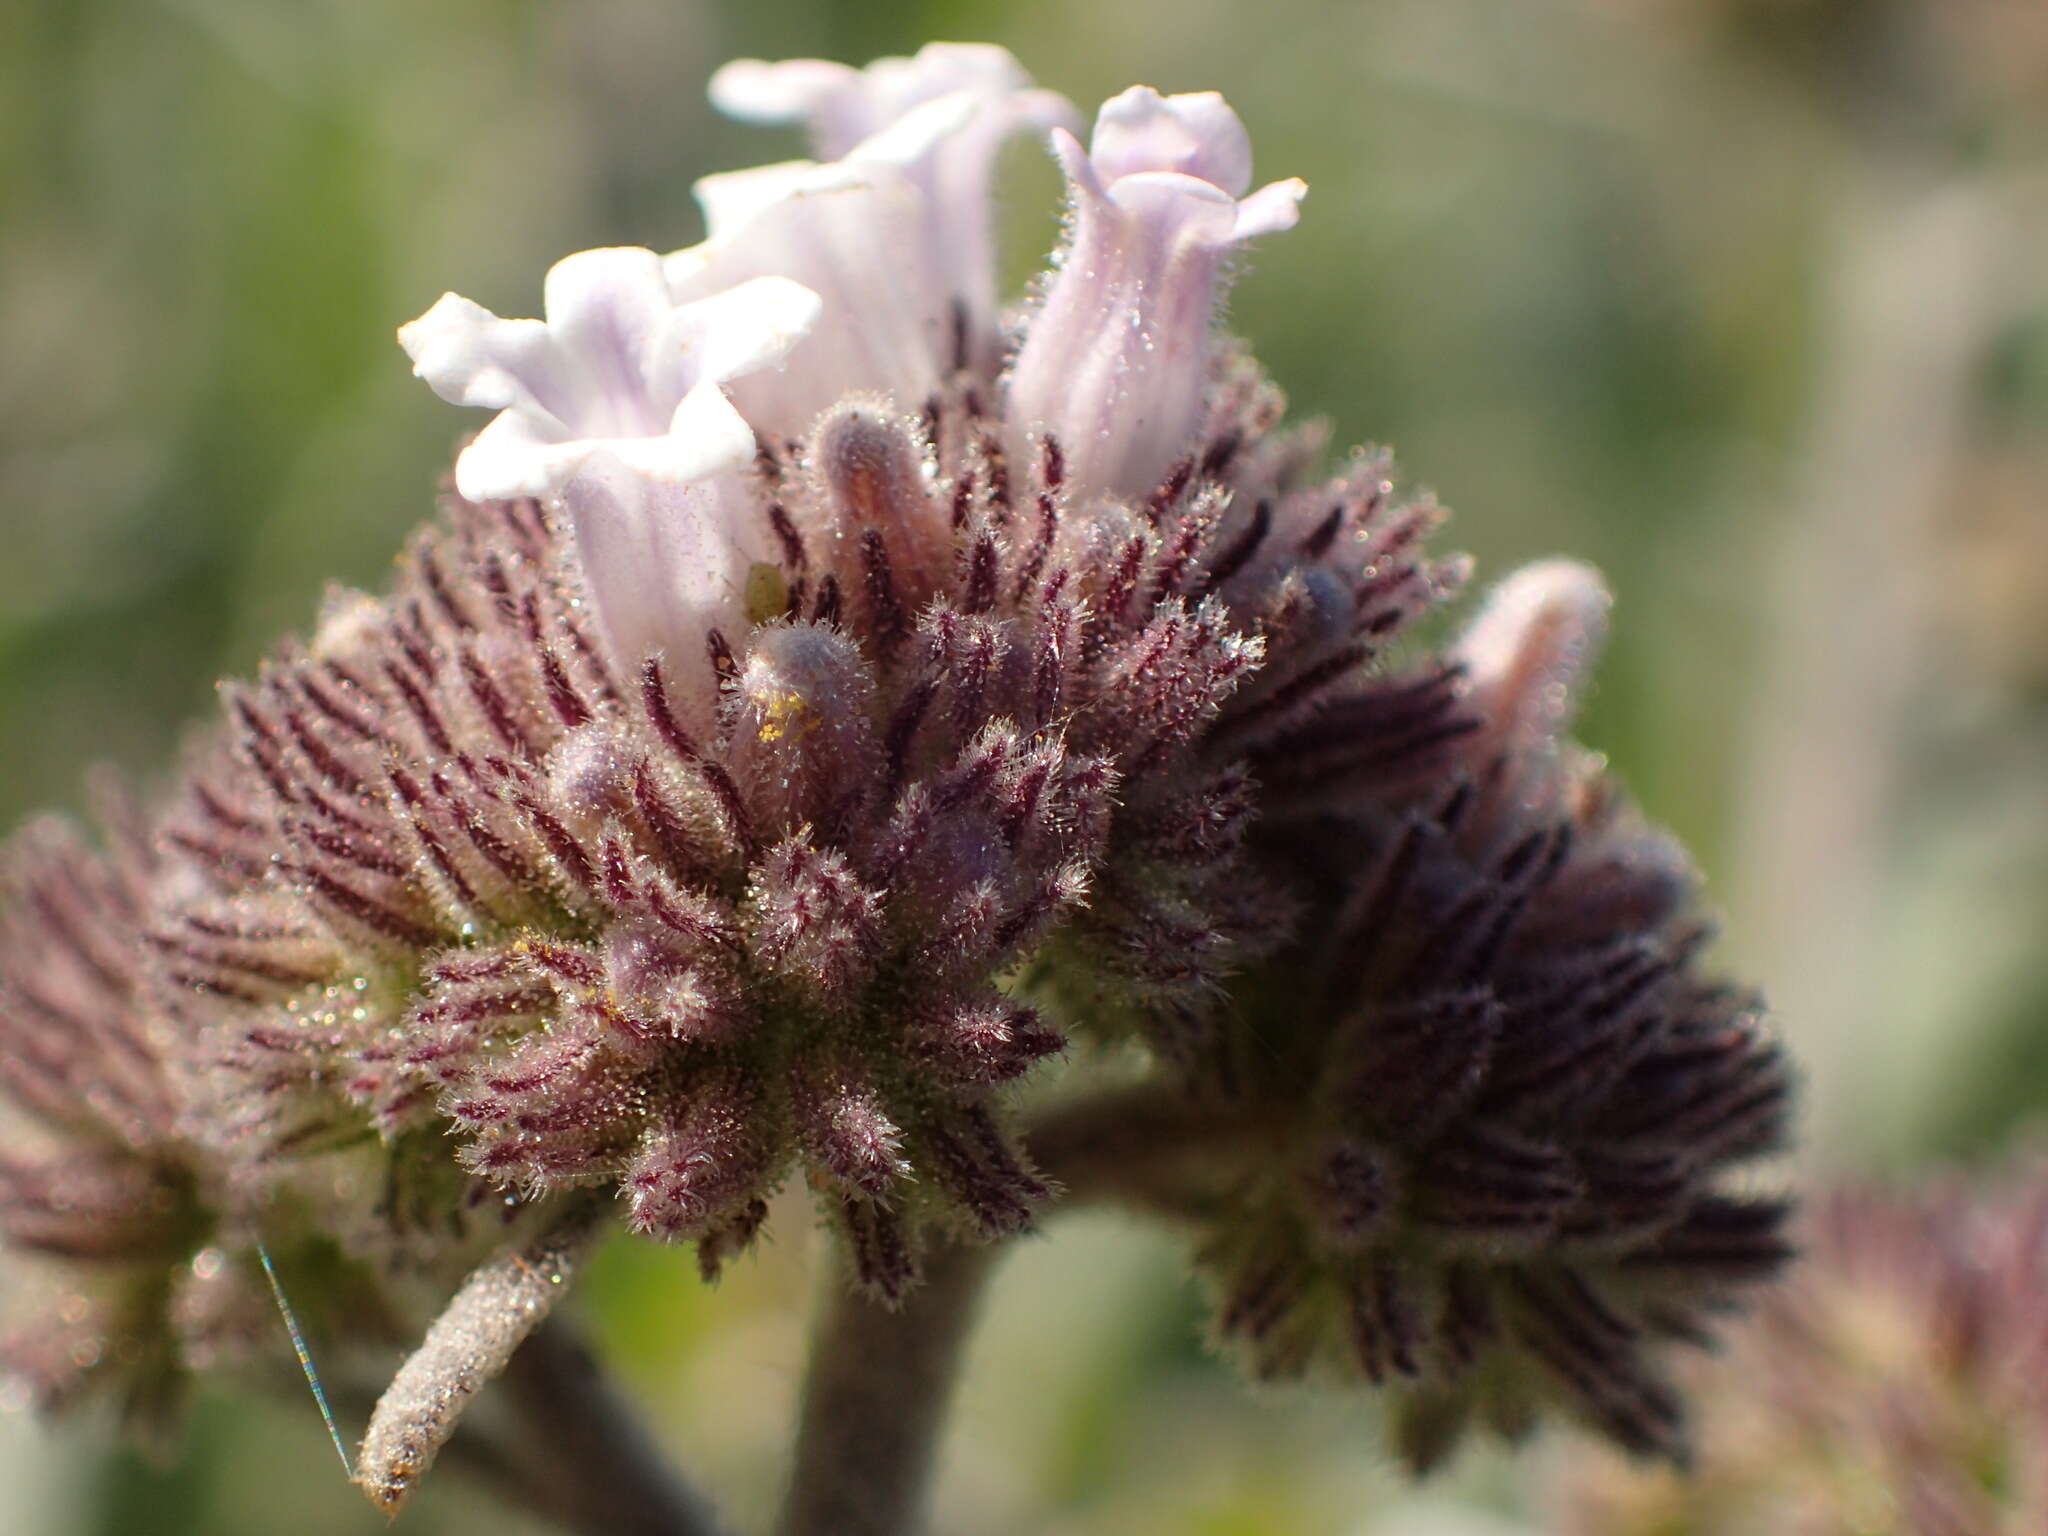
<box><xmin>0</xmin><ymin>42</ymin><xmax>1794</xmax><ymax>1536</ymax></box>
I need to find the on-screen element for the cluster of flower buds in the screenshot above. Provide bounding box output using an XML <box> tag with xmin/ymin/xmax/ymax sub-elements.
<box><xmin>0</xmin><ymin>783</ymin><xmax>404</xmax><ymax>1437</ymax></box>
<box><xmin>1180</xmin><ymin>562</ymin><xmax>1792</xmax><ymax>1466</ymax></box>
<box><xmin>0</xmin><ymin>40</ymin><xmax>1795</xmax><ymax>1493</ymax></box>
<box><xmin>0</xmin><ymin>799</ymin><xmax>206</xmax><ymax>1430</ymax></box>
<box><xmin>1555</xmin><ymin>1156</ymin><xmax>2048</xmax><ymax>1533</ymax></box>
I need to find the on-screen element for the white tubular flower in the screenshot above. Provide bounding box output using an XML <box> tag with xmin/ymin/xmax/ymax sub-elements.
<box><xmin>667</xmin><ymin>161</ymin><xmax>951</xmax><ymax>438</ymax></box>
<box><xmin>398</xmin><ymin>245</ymin><xmax>820</xmax><ymax>502</ymax></box>
<box><xmin>400</xmin><ymin>248</ymin><xmax>818</xmax><ymax>726</ymax></box>
<box><xmin>684</xmin><ymin>44</ymin><xmax>1078</xmax><ymax>413</ymax></box>
<box><xmin>1007</xmin><ymin>88</ymin><xmax>1306</xmax><ymax>502</ymax></box>
<box><xmin>562</xmin><ymin>454</ymin><xmax>774</xmax><ymax>730</ymax></box>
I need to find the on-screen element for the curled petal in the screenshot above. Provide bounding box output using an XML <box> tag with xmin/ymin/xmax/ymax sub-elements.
<box><xmin>451</xmin><ymin>409</ymin><xmax>593</xmax><ymax>504</ymax></box>
<box><xmin>1091</xmin><ymin>87</ymin><xmax>1255</xmax><ymax>192</ymax></box>
<box><xmin>1097</xmin><ymin>165</ymin><xmax>1243</xmax><ymax>239</ymax></box>
<box><xmin>711</xmin><ymin>57</ymin><xmax>865</xmax><ymax>144</ymax></box>
<box><xmin>1234</xmin><ymin>177</ymin><xmax>1309</xmax><ymax>240</ymax></box>
<box><xmin>659</xmin><ymin>275</ymin><xmax>821</xmax><ymax>398</ymax></box>
<box><xmin>664</xmin><ymin>383</ymin><xmax>758</xmax><ymax>483</ymax></box>
<box><xmin>846</xmin><ymin>92</ymin><xmax>983</xmax><ymax>172</ymax></box>
<box><xmin>399</xmin><ymin>295</ymin><xmax>566</xmax><ymax>416</ymax></box>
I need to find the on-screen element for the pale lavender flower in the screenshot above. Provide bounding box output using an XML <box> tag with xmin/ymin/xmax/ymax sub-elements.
<box><xmin>707</xmin><ymin>43</ymin><xmax>1076</xmax><ymax>378</ymax></box>
<box><xmin>398</xmin><ymin>248</ymin><xmax>818</xmax><ymax>731</ymax></box>
<box><xmin>1007</xmin><ymin>87</ymin><xmax>1307</xmax><ymax>500</ymax></box>
<box><xmin>666</xmin><ymin>160</ymin><xmax>958</xmax><ymax>434</ymax></box>
<box><xmin>398</xmin><ymin>245</ymin><xmax>819</xmax><ymax>500</ymax></box>
<box><xmin>710</xmin><ymin>43</ymin><xmax>1058</xmax><ymax>160</ymax></box>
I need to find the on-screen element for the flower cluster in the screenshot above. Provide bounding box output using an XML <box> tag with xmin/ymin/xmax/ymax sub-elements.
<box><xmin>1554</xmin><ymin>1156</ymin><xmax>2048</xmax><ymax>1533</ymax></box>
<box><xmin>0</xmin><ymin>799</ymin><xmax>203</xmax><ymax>1430</ymax></box>
<box><xmin>0</xmin><ymin>785</ymin><xmax>399</xmax><ymax>1437</ymax></box>
<box><xmin>1186</xmin><ymin>563</ymin><xmax>1792</xmax><ymax>1465</ymax></box>
<box><xmin>0</xmin><ymin>40</ymin><xmax>1794</xmax><ymax>1496</ymax></box>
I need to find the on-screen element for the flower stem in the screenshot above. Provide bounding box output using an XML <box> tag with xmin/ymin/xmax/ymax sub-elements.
<box><xmin>774</xmin><ymin>1238</ymin><xmax>997</xmax><ymax>1536</ymax></box>
<box><xmin>1028</xmin><ymin>1080</ymin><xmax>1267</xmax><ymax>1217</ymax></box>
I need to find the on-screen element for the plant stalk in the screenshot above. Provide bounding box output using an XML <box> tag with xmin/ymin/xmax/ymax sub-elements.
<box><xmin>1029</xmin><ymin>1079</ymin><xmax>1266</xmax><ymax>1217</ymax></box>
<box><xmin>774</xmin><ymin>1238</ymin><xmax>997</xmax><ymax>1536</ymax></box>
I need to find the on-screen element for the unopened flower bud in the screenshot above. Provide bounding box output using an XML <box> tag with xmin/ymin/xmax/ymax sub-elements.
<box><xmin>813</xmin><ymin>400</ymin><xmax>948</xmax><ymax>617</ymax></box>
<box><xmin>726</xmin><ymin>622</ymin><xmax>880</xmax><ymax>836</ymax></box>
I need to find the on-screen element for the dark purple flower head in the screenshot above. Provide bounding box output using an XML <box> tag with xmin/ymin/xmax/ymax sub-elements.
<box><xmin>156</xmin><ymin>322</ymin><xmax>1454</xmax><ymax>1301</ymax></box>
<box><xmin>1156</xmin><ymin>564</ymin><xmax>1794</xmax><ymax>1466</ymax></box>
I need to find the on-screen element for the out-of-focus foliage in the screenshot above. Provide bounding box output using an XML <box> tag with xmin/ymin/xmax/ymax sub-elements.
<box><xmin>1</xmin><ymin>1</ymin><xmax>2043</xmax><ymax>1531</ymax></box>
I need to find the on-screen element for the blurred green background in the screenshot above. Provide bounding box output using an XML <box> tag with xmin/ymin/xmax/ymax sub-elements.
<box><xmin>2</xmin><ymin>0</ymin><xmax>2045</xmax><ymax>1531</ymax></box>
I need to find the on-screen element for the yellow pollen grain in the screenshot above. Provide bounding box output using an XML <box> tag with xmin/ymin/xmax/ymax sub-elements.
<box><xmin>756</xmin><ymin>687</ymin><xmax>817</xmax><ymax>744</ymax></box>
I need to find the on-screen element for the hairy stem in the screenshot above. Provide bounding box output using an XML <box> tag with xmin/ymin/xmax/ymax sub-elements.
<box><xmin>1029</xmin><ymin>1079</ymin><xmax>1268</xmax><ymax>1216</ymax></box>
<box><xmin>774</xmin><ymin>1238</ymin><xmax>997</xmax><ymax>1536</ymax></box>
<box><xmin>327</xmin><ymin>1379</ymin><xmax>569</xmax><ymax>1523</ymax></box>
<box><xmin>496</xmin><ymin>1312</ymin><xmax>726</xmax><ymax>1536</ymax></box>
